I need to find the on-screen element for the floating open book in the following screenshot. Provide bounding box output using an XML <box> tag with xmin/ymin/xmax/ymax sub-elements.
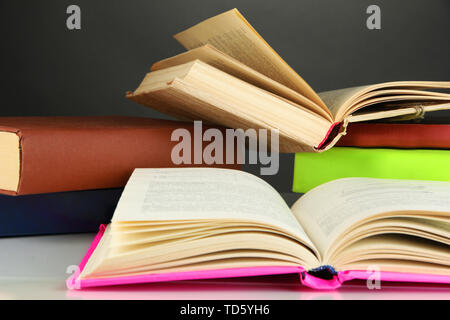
<box><xmin>68</xmin><ymin>168</ymin><xmax>450</xmax><ymax>290</ymax></box>
<box><xmin>127</xmin><ymin>9</ymin><xmax>450</xmax><ymax>152</ymax></box>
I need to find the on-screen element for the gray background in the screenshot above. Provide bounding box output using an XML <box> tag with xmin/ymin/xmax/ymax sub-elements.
<box><xmin>1</xmin><ymin>0</ymin><xmax>449</xmax><ymax>192</ymax></box>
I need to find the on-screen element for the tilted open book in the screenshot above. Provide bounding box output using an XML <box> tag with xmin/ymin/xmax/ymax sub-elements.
<box><xmin>126</xmin><ymin>9</ymin><xmax>450</xmax><ymax>152</ymax></box>
<box><xmin>68</xmin><ymin>168</ymin><xmax>450</xmax><ymax>290</ymax></box>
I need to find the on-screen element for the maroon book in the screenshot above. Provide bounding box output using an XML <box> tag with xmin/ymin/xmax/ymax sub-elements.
<box><xmin>0</xmin><ymin>116</ymin><xmax>240</xmax><ymax>196</ymax></box>
<box><xmin>336</xmin><ymin>123</ymin><xmax>450</xmax><ymax>149</ymax></box>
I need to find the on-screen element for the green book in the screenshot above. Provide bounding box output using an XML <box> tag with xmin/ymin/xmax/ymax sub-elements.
<box><xmin>293</xmin><ymin>147</ymin><xmax>450</xmax><ymax>193</ymax></box>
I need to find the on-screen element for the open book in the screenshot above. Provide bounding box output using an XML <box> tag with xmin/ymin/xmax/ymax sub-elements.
<box><xmin>126</xmin><ymin>9</ymin><xmax>450</xmax><ymax>152</ymax></box>
<box><xmin>68</xmin><ymin>168</ymin><xmax>450</xmax><ymax>290</ymax></box>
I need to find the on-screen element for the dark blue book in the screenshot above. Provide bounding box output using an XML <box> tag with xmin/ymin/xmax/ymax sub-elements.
<box><xmin>0</xmin><ymin>188</ymin><xmax>123</xmax><ymax>237</ymax></box>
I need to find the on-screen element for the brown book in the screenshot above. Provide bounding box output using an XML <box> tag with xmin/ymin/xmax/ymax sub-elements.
<box><xmin>0</xmin><ymin>116</ymin><xmax>240</xmax><ymax>196</ymax></box>
<box><xmin>336</xmin><ymin>123</ymin><xmax>450</xmax><ymax>149</ymax></box>
<box><xmin>127</xmin><ymin>9</ymin><xmax>450</xmax><ymax>152</ymax></box>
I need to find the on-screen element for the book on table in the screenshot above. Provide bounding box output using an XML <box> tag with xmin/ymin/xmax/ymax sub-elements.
<box><xmin>68</xmin><ymin>168</ymin><xmax>450</xmax><ymax>289</ymax></box>
<box><xmin>0</xmin><ymin>116</ymin><xmax>240</xmax><ymax>196</ymax></box>
<box><xmin>127</xmin><ymin>8</ymin><xmax>450</xmax><ymax>153</ymax></box>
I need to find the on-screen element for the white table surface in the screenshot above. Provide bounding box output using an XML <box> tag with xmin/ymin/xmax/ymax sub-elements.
<box><xmin>0</xmin><ymin>232</ymin><xmax>449</xmax><ymax>300</ymax></box>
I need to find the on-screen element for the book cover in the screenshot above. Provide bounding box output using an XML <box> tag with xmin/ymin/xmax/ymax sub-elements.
<box><xmin>67</xmin><ymin>225</ymin><xmax>450</xmax><ymax>290</ymax></box>
<box><xmin>293</xmin><ymin>147</ymin><xmax>450</xmax><ymax>193</ymax></box>
<box><xmin>0</xmin><ymin>188</ymin><xmax>123</xmax><ymax>237</ymax></box>
<box><xmin>0</xmin><ymin>116</ymin><xmax>240</xmax><ymax>196</ymax></box>
<box><xmin>336</xmin><ymin>123</ymin><xmax>450</xmax><ymax>149</ymax></box>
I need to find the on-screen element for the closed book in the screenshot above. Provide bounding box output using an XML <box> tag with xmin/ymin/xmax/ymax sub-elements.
<box><xmin>0</xmin><ymin>188</ymin><xmax>122</xmax><ymax>237</ymax></box>
<box><xmin>0</xmin><ymin>116</ymin><xmax>240</xmax><ymax>195</ymax></box>
<box><xmin>336</xmin><ymin>123</ymin><xmax>450</xmax><ymax>148</ymax></box>
<box><xmin>293</xmin><ymin>147</ymin><xmax>450</xmax><ymax>193</ymax></box>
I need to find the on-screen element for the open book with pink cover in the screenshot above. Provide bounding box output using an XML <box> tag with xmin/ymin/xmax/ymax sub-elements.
<box><xmin>67</xmin><ymin>168</ymin><xmax>450</xmax><ymax>290</ymax></box>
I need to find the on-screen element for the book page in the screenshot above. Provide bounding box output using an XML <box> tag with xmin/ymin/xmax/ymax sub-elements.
<box><xmin>128</xmin><ymin>60</ymin><xmax>332</xmax><ymax>152</ymax></box>
<box><xmin>290</xmin><ymin>178</ymin><xmax>450</xmax><ymax>255</ymax></box>
<box><xmin>0</xmin><ymin>132</ymin><xmax>20</xmax><ymax>192</ymax></box>
<box><xmin>152</xmin><ymin>45</ymin><xmax>332</xmax><ymax>121</ymax></box>
<box><xmin>348</xmin><ymin>102</ymin><xmax>450</xmax><ymax>123</ymax></box>
<box><xmin>334</xmin><ymin>234</ymin><xmax>450</xmax><ymax>274</ymax></box>
<box><xmin>174</xmin><ymin>8</ymin><xmax>326</xmax><ymax>110</ymax></box>
<box><xmin>319</xmin><ymin>86</ymin><xmax>372</xmax><ymax>119</ymax></box>
<box><xmin>320</xmin><ymin>81</ymin><xmax>450</xmax><ymax>121</ymax></box>
<box><xmin>112</xmin><ymin>168</ymin><xmax>316</xmax><ymax>249</ymax></box>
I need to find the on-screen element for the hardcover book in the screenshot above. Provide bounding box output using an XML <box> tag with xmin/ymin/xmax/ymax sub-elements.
<box><xmin>0</xmin><ymin>188</ymin><xmax>123</xmax><ymax>237</ymax></box>
<box><xmin>0</xmin><ymin>116</ymin><xmax>240</xmax><ymax>196</ymax></box>
<box><xmin>127</xmin><ymin>9</ymin><xmax>450</xmax><ymax>153</ymax></box>
<box><xmin>336</xmin><ymin>123</ymin><xmax>450</xmax><ymax>149</ymax></box>
<box><xmin>293</xmin><ymin>147</ymin><xmax>450</xmax><ymax>193</ymax></box>
<box><xmin>67</xmin><ymin>168</ymin><xmax>450</xmax><ymax>290</ymax></box>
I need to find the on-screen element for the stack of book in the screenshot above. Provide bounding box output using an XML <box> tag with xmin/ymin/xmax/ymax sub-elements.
<box><xmin>67</xmin><ymin>9</ymin><xmax>449</xmax><ymax>290</ymax></box>
<box><xmin>293</xmin><ymin>123</ymin><xmax>450</xmax><ymax>192</ymax></box>
<box><xmin>0</xmin><ymin>116</ymin><xmax>239</xmax><ymax>236</ymax></box>
<box><xmin>3</xmin><ymin>8</ymin><xmax>448</xmax><ymax>290</ymax></box>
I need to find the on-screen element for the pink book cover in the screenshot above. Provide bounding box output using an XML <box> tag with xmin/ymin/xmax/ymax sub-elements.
<box><xmin>67</xmin><ymin>225</ymin><xmax>450</xmax><ymax>290</ymax></box>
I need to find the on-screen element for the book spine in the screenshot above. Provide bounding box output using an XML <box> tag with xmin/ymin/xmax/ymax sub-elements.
<box><xmin>300</xmin><ymin>265</ymin><xmax>342</xmax><ymax>289</ymax></box>
<box><xmin>300</xmin><ymin>273</ymin><xmax>342</xmax><ymax>289</ymax></box>
<box><xmin>316</xmin><ymin>122</ymin><xmax>345</xmax><ymax>151</ymax></box>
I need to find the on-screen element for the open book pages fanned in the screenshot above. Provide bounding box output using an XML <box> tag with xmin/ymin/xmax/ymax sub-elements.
<box><xmin>126</xmin><ymin>8</ymin><xmax>450</xmax><ymax>153</ymax></box>
<box><xmin>68</xmin><ymin>168</ymin><xmax>450</xmax><ymax>290</ymax></box>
